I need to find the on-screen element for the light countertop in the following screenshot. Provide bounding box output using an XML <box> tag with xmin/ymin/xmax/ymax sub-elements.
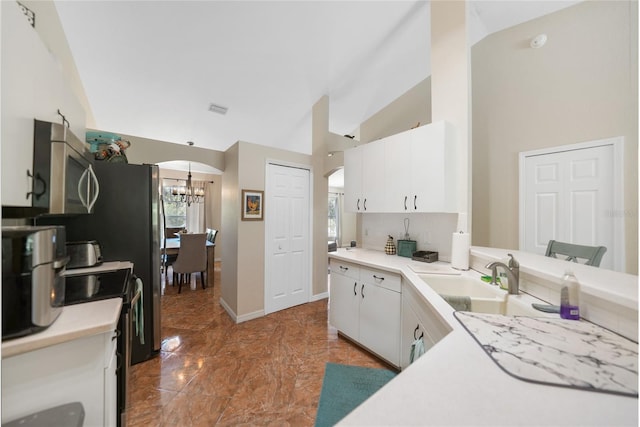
<box><xmin>2</xmin><ymin>298</ymin><xmax>122</xmax><ymax>359</ymax></box>
<box><xmin>329</xmin><ymin>248</ymin><xmax>638</xmax><ymax>426</ymax></box>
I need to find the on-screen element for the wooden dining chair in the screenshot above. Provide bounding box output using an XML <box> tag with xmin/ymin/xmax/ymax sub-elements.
<box><xmin>172</xmin><ymin>233</ymin><xmax>208</xmax><ymax>293</ymax></box>
<box><xmin>545</xmin><ymin>240</ymin><xmax>607</xmax><ymax>267</ymax></box>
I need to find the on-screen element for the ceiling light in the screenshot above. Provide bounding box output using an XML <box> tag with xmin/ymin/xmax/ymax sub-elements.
<box><xmin>208</xmin><ymin>103</ymin><xmax>228</xmax><ymax>115</ymax></box>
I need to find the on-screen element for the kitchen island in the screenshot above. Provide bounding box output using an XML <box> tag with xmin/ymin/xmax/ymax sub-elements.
<box><xmin>329</xmin><ymin>247</ymin><xmax>638</xmax><ymax>426</ymax></box>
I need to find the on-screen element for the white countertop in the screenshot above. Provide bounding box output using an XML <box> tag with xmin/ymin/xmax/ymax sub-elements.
<box><xmin>329</xmin><ymin>248</ymin><xmax>638</xmax><ymax>426</ymax></box>
<box><xmin>2</xmin><ymin>298</ymin><xmax>122</xmax><ymax>359</ymax></box>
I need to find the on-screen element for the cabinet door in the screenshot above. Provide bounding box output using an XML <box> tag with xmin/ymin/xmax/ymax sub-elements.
<box><xmin>410</xmin><ymin>122</ymin><xmax>457</xmax><ymax>212</ymax></box>
<box><xmin>329</xmin><ymin>272</ymin><xmax>360</xmax><ymax>340</ymax></box>
<box><xmin>384</xmin><ymin>133</ymin><xmax>412</xmax><ymax>213</ymax></box>
<box><xmin>103</xmin><ymin>333</ymin><xmax>118</xmax><ymax>427</ymax></box>
<box><xmin>1</xmin><ymin>3</ymin><xmax>39</xmax><ymax>206</ymax></box>
<box><xmin>344</xmin><ymin>146</ymin><xmax>363</xmax><ymax>212</ymax></box>
<box><xmin>400</xmin><ymin>294</ymin><xmax>435</xmax><ymax>369</ymax></box>
<box><xmin>359</xmin><ymin>282</ymin><xmax>401</xmax><ymax>367</ymax></box>
<box><xmin>361</xmin><ymin>140</ymin><xmax>386</xmax><ymax>212</ymax></box>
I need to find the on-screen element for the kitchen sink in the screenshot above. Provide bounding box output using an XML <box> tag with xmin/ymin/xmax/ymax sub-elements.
<box><xmin>419</xmin><ymin>274</ymin><xmax>556</xmax><ymax>317</ymax></box>
<box><xmin>418</xmin><ymin>274</ymin><xmax>507</xmax><ymax>314</ymax></box>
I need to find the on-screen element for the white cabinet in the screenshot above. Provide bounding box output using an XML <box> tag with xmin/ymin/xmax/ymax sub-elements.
<box><xmin>345</xmin><ymin>121</ymin><xmax>458</xmax><ymax>214</ymax></box>
<box><xmin>2</xmin><ymin>330</ymin><xmax>118</xmax><ymax>426</ymax></box>
<box><xmin>329</xmin><ymin>261</ymin><xmax>360</xmax><ymax>340</ymax></box>
<box><xmin>1</xmin><ymin>2</ymin><xmax>86</xmax><ymax>207</ymax></box>
<box><xmin>329</xmin><ymin>260</ymin><xmax>401</xmax><ymax>367</ymax></box>
<box><xmin>400</xmin><ymin>281</ymin><xmax>452</xmax><ymax>369</ymax></box>
<box><xmin>384</xmin><ymin>121</ymin><xmax>458</xmax><ymax>213</ymax></box>
<box><xmin>344</xmin><ymin>147</ymin><xmax>363</xmax><ymax>212</ymax></box>
<box><xmin>344</xmin><ymin>139</ymin><xmax>386</xmax><ymax>212</ymax></box>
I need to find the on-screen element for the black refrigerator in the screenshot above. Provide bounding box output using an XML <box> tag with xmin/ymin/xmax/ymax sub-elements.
<box><xmin>37</xmin><ymin>162</ymin><xmax>161</xmax><ymax>364</ymax></box>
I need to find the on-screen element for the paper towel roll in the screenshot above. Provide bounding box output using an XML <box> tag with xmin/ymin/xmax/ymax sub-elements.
<box><xmin>451</xmin><ymin>232</ymin><xmax>470</xmax><ymax>270</ymax></box>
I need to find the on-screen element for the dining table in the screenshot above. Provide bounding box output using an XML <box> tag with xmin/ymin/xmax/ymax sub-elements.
<box><xmin>162</xmin><ymin>237</ymin><xmax>215</xmax><ymax>288</ymax></box>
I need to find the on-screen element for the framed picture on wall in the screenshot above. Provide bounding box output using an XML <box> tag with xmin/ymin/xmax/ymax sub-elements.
<box><xmin>241</xmin><ymin>189</ymin><xmax>264</xmax><ymax>221</ymax></box>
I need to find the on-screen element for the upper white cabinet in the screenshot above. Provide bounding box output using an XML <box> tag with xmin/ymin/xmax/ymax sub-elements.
<box><xmin>345</xmin><ymin>121</ymin><xmax>458</xmax><ymax>213</ymax></box>
<box><xmin>344</xmin><ymin>141</ymin><xmax>386</xmax><ymax>212</ymax></box>
<box><xmin>1</xmin><ymin>2</ymin><xmax>86</xmax><ymax>207</ymax></box>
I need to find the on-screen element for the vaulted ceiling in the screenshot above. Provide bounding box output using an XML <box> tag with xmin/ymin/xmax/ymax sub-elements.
<box><xmin>54</xmin><ymin>1</ymin><xmax>580</xmax><ymax>155</ymax></box>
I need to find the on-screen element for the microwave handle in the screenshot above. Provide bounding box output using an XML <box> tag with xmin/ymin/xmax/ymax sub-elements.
<box><xmin>77</xmin><ymin>164</ymin><xmax>100</xmax><ymax>213</ymax></box>
<box><xmin>77</xmin><ymin>167</ymin><xmax>90</xmax><ymax>210</ymax></box>
<box><xmin>86</xmin><ymin>164</ymin><xmax>100</xmax><ymax>213</ymax></box>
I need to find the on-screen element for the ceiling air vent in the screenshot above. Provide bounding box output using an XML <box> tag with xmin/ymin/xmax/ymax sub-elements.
<box><xmin>208</xmin><ymin>103</ymin><xmax>228</xmax><ymax>115</ymax></box>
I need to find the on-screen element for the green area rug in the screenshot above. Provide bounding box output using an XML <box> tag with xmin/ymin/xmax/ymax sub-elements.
<box><xmin>315</xmin><ymin>363</ymin><xmax>397</xmax><ymax>427</ymax></box>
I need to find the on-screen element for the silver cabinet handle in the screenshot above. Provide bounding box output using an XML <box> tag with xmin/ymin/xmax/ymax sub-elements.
<box><xmin>353</xmin><ymin>282</ymin><xmax>357</xmax><ymax>296</ymax></box>
<box><xmin>363</xmin><ymin>198</ymin><xmax>367</xmax><ymax>211</ymax></box>
<box><xmin>404</xmin><ymin>196</ymin><xmax>407</xmax><ymax>210</ymax></box>
<box><xmin>357</xmin><ymin>198</ymin><xmax>360</xmax><ymax>210</ymax></box>
<box><xmin>414</xmin><ymin>195</ymin><xmax>417</xmax><ymax>210</ymax></box>
<box><xmin>373</xmin><ymin>274</ymin><xmax>385</xmax><ymax>281</ymax></box>
<box><xmin>339</xmin><ymin>266</ymin><xmax>349</xmax><ymax>272</ymax></box>
<box><xmin>361</xmin><ymin>284</ymin><xmax>365</xmax><ymax>298</ymax></box>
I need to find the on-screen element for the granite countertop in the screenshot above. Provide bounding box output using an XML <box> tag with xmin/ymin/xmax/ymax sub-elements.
<box><xmin>2</xmin><ymin>298</ymin><xmax>122</xmax><ymax>359</ymax></box>
<box><xmin>329</xmin><ymin>248</ymin><xmax>638</xmax><ymax>426</ymax></box>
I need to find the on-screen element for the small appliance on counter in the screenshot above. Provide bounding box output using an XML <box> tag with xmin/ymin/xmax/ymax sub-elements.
<box><xmin>66</xmin><ymin>240</ymin><xmax>103</xmax><ymax>269</ymax></box>
<box><xmin>1</xmin><ymin>226</ymin><xmax>68</xmax><ymax>340</ymax></box>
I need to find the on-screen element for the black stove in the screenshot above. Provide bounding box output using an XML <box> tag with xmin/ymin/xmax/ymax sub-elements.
<box><xmin>64</xmin><ymin>269</ymin><xmax>132</xmax><ymax>306</ymax></box>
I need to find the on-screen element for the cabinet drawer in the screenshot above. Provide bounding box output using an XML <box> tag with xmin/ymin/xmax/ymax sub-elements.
<box><xmin>360</xmin><ymin>267</ymin><xmax>401</xmax><ymax>293</ymax></box>
<box><xmin>330</xmin><ymin>260</ymin><xmax>360</xmax><ymax>280</ymax></box>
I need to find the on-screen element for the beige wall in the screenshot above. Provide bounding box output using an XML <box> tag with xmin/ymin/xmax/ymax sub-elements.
<box><xmin>359</xmin><ymin>77</ymin><xmax>432</xmax><ymax>143</ymax></box>
<box><xmin>471</xmin><ymin>0</ymin><xmax>638</xmax><ymax>273</ymax></box>
<box><xmin>431</xmin><ymin>0</ymin><xmax>470</xmax><ymax>219</ymax></box>
<box><xmin>221</xmin><ymin>143</ymin><xmax>240</xmax><ymax>314</ymax></box>
<box><xmin>221</xmin><ymin>141</ymin><xmax>313</xmax><ymax>319</ymax></box>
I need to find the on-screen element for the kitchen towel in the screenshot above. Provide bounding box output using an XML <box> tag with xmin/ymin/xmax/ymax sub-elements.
<box><xmin>410</xmin><ymin>337</ymin><xmax>426</xmax><ymax>364</ymax></box>
<box><xmin>451</xmin><ymin>232</ymin><xmax>470</xmax><ymax>270</ymax></box>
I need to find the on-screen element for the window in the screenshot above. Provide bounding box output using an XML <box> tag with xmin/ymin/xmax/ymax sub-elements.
<box><xmin>162</xmin><ymin>181</ymin><xmax>186</xmax><ymax>228</ymax></box>
<box><xmin>328</xmin><ymin>194</ymin><xmax>339</xmax><ymax>242</ymax></box>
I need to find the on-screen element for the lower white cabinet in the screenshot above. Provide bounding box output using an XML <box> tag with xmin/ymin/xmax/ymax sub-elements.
<box><xmin>2</xmin><ymin>330</ymin><xmax>118</xmax><ymax>426</ymax></box>
<box><xmin>400</xmin><ymin>281</ymin><xmax>452</xmax><ymax>369</ymax></box>
<box><xmin>329</xmin><ymin>260</ymin><xmax>401</xmax><ymax>367</ymax></box>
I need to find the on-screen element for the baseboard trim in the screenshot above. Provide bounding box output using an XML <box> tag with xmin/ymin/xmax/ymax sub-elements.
<box><xmin>236</xmin><ymin>309</ymin><xmax>265</xmax><ymax>323</ymax></box>
<box><xmin>220</xmin><ymin>295</ymin><xmax>327</xmax><ymax>324</ymax></box>
<box><xmin>218</xmin><ymin>297</ymin><xmax>238</xmax><ymax>322</ymax></box>
<box><xmin>310</xmin><ymin>292</ymin><xmax>329</xmax><ymax>302</ymax></box>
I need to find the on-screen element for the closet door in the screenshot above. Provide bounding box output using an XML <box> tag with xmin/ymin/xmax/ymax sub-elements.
<box><xmin>265</xmin><ymin>164</ymin><xmax>311</xmax><ymax>314</ymax></box>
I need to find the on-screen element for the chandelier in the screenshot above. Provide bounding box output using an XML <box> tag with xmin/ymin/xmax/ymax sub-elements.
<box><xmin>171</xmin><ymin>163</ymin><xmax>204</xmax><ymax>206</ymax></box>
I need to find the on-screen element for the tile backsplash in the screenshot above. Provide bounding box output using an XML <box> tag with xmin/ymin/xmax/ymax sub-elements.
<box><xmin>360</xmin><ymin>213</ymin><xmax>458</xmax><ymax>261</ymax></box>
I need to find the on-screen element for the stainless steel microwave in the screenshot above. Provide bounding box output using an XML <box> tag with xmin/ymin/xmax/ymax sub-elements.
<box><xmin>32</xmin><ymin>120</ymin><xmax>99</xmax><ymax>214</ymax></box>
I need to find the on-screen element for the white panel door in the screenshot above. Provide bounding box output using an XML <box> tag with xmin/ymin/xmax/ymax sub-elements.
<box><xmin>522</xmin><ymin>143</ymin><xmax>616</xmax><ymax>270</ymax></box>
<box><xmin>265</xmin><ymin>164</ymin><xmax>310</xmax><ymax>314</ymax></box>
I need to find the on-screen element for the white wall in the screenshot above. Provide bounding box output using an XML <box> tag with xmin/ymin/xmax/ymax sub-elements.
<box><xmin>361</xmin><ymin>213</ymin><xmax>457</xmax><ymax>261</ymax></box>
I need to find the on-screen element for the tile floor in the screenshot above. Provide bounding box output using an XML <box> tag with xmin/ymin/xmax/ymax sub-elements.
<box><xmin>127</xmin><ymin>263</ymin><xmax>392</xmax><ymax>426</ymax></box>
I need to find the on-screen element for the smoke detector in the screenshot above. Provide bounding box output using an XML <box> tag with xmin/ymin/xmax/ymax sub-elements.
<box><xmin>208</xmin><ymin>103</ymin><xmax>228</xmax><ymax>115</ymax></box>
<box><xmin>530</xmin><ymin>34</ymin><xmax>548</xmax><ymax>49</ymax></box>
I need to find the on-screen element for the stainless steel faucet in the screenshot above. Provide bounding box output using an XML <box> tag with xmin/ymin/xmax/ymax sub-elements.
<box><xmin>485</xmin><ymin>253</ymin><xmax>520</xmax><ymax>295</ymax></box>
